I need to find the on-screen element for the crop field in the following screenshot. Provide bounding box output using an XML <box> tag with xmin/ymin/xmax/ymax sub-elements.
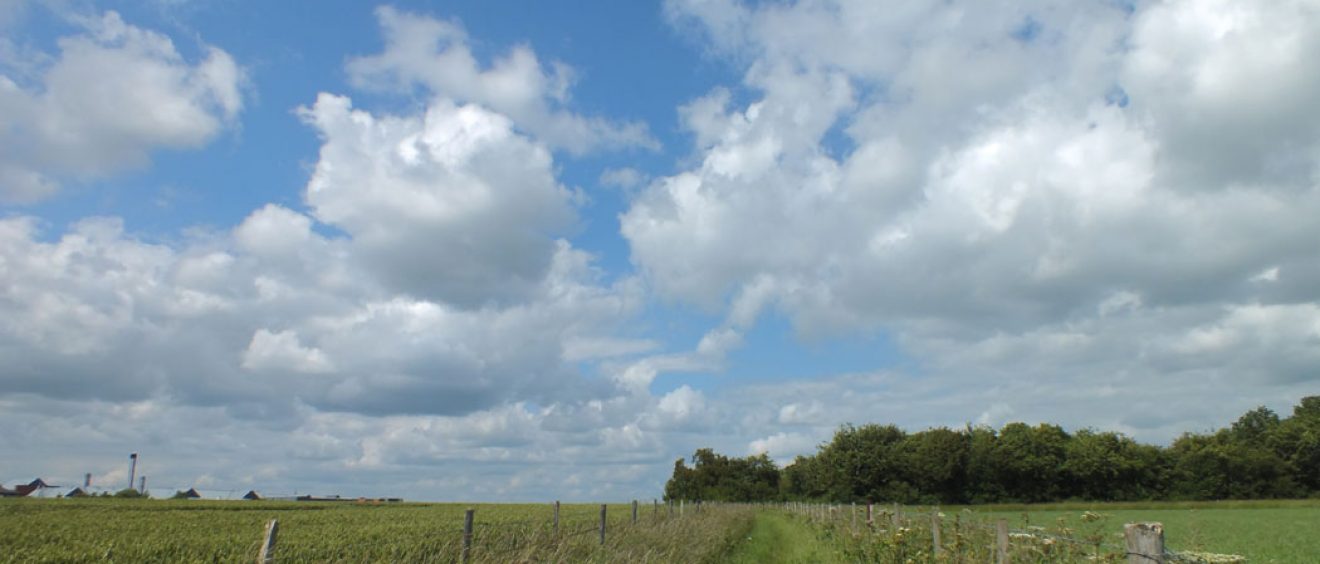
<box><xmin>0</xmin><ymin>498</ymin><xmax>753</xmax><ymax>563</ymax></box>
<box><xmin>968</xmin><ymin>499</ymin><xmax>1320</xmax><ymax>564</ymax></box>
<box><xmin>5</xmin><ymin>497</ymin><xmax>1319</xmax><ymax>562</ymax></box>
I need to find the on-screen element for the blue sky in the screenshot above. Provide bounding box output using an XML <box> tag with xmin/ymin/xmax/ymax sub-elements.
<box><xmin>3</xmin><ymin>0</ymin><xmax>1320</xmax><ymax>501</ymax></box>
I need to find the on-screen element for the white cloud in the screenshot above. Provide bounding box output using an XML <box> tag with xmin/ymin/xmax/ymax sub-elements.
<box><xmin>621</xmin><ymin>0</ymin><xmax>1320</xmax><ymax>446</ymax></box>
<box><xmin>234</xmin><ymin>204</ymin><xmax>315</xmax><ymax>259</ymax></box>
<box><xmin>777</xmin><ymin>401</ymin><xmax>825</xmax><ymax>425</ymax></box>
<box><xmin>241</xmin><ymin>329</ymin><xmax>334</xmax><ymax>374</ymax></box>
<box><xmin>1123</xmin><ymin>0</ymin><xmax>1320</xmax><ymax>186</ymax></box>
<box><xmin>298</xmin><ymin>93</ymin><xmax>576</xmax><ymax>307</ymax></box>
<box><xmin>748</xmin><ymin>432</ymin><xmax>817</xmax><ymax>463</ymax></box>
<box><xmin>346</xmin><ymin>6</ymin><xmax>655</xmax><ymax>154</ymax></box>
<box><xmin>7</xmin><ymin>0</ymin><xmax>1320</xmax><ymax>504</ymax></box>
<box><xmin>0</xmin><ymin>11</ymin><xmax>244</xmax><ymax>202</ymax></box>
<box><xmin>646</xmin><ymin>385</ymin><xmax>716</xmax><ymax>432</ymax></box>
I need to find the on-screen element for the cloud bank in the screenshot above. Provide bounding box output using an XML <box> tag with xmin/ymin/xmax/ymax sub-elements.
<box><xmin>3</xmin><ymin>1</ymin><xmax>1320</xmax><ymax>500</ymax></box>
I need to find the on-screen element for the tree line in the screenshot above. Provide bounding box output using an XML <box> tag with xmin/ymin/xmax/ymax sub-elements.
<box><xmin>664</xmin><ymin>396</ymin><xmax>1320</xmax><ymax>504</ymax></box>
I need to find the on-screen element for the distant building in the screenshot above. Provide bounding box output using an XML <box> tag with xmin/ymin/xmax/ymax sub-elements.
<box><xmin>242</xmin><ymin>490</ymin><xmax>262</xmax><ymax>500</ymax></box>
<box><xmin>64</xmin><ymin>486</ymin><xmax>117</xmax><ymax>497</ymax></box>
<box><xmin>296</xmin><ymin>494</ymin><xmax>345</xmax><ymax>502</ymax></box>
<box><xmin>182</xmin><ymin>488</ymin><xmax>203</xmax><ymax>499</ymax></box>
<box><xmin>4</xmin><ymin>479</ymin><xmax>63</xmax><ymax>498</ymax></box>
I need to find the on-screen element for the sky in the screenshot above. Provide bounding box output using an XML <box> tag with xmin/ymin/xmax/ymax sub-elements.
<box><xmin>2</xmin><ymin>0</ymin><xmax>1319</xmax><ymax>501</ymax></box>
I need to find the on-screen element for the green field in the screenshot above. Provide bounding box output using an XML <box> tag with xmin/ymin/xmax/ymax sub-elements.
<box><xmin>0</xmin><ymin>498</ymin><xmax>752</xmax><ymax>563</ymax></box>
<box><xmin>966</xmin><ymin>499</ymin><xmax>1320</xmax><ymax>564</ymax></box>
<box><xmin>4</xmin><ymin>498</ymin><xmax>1319</xmax><ymax>562</ymax></box>
<box><xmin>742</xmin><ymin>499</ymin><xmax>1320</xmax><ymax>563</ymax></box>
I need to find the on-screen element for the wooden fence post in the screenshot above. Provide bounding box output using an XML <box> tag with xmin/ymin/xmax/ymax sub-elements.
<box><xmin>866</xmin><ymin>503</ymin><xmax>873</xmax><ymax>527</ymax></box>
<box><xmin>996</xmin><ymin>519</ymin><xmax>1009</xmax><ymax>564</ymax></box>
<box><xmin>653</xmin><ymin>498</ymin><xmax>658</xmax><ymax>518</ymax></box>
<box><xmin>1124</xmin><ymin>523</ymin><xmax>1165</xmax><ymax>564</ymax></box>
<box><xmin>257</xmin><ymin>519</ymin><xmax>278</xmax><ymax>564</ymax></box>
<box><xmin>553</xmin><ymin>500</ymin><xmax>560</xmax><ymax>534</ymax></box>
<box><xmin>931</xmin><ymin>511</ymin><xmax>941</xmax><ymax>557</ymax></box>
<box><xmin>462</xmin><ymin>509</ymin><xmax>474</xmax><ymax>564</ymax></box>
<box><xmin>632</xmin><ymin>500</ymin><xmax>639</xmax><ymax>524</ymax></box>
<box><xmin>680</xmin><ymin>499</ymin><xmax>684</xmax><ymax>517</ymax></box>
<box><xmin>851</xmin><ymin>502</ymin><xmax>856</xmax><ymax>528</ymax></box>
<box><xmin>599</xmin><ymin>504</ymin><xmax>607</xmax><ymax>546</ymax></box>
<box><xmin>953</xmin><ymin>514</ymin><xmax>962</xmax><ymax>556</ymax></box>
<box><xmin>892</xmin><ymin>503</ymin><xmax>901</xmax><ymax>529</ymax></box>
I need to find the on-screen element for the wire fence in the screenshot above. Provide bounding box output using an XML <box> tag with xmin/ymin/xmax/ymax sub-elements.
<box><xmin>249</xmin><ymin>499</ymin><xmax>752</xmax><ymax>563</ymax></box>
<box><xmin>780</xmin><ymin>501</ymin><xmax>1248</xmax><ymax>563</ymax></box>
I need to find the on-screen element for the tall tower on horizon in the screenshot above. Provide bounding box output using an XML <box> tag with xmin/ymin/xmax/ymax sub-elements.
<box><xmin>128</xmin><ymin>453</ymin><xmax>138</xmax><ymax>491</ymax></box>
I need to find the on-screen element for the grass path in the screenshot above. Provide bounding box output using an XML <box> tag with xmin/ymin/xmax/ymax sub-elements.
<box><xmin>723</xmin><ymin>512</ymin><xmax>840</xmax><ymax>564</ymax></box>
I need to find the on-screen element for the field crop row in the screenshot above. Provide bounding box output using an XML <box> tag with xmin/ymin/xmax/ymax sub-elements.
<box><xmin>0</xmin><ymin>498</ymin><xmax>754</xmax><ymax>563</ymax></box>
<box><xmin>5</xmin><ymin>498</ymin><xmax>1318</xmax><ymax>562</ymax></box>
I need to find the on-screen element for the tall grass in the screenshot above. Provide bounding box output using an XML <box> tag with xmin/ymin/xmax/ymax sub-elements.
<box><xmin>0</xmin><ymin>498</ymin><xmax>754</xmax><ymax>563</ymax></box>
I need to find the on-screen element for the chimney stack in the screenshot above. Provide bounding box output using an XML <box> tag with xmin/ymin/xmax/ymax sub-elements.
<box><xmin>84</xmin><ymin>473</ymin><xmax>91</xmax><ymax>488</ymax></box>
<box><xmin>128</xmin><ymin>453</ymin><xmax>138</xmax><ymax>491</ymax></box>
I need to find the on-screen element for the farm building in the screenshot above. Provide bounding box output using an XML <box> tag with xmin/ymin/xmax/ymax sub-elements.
<box><xmin>242</xmin><ymin>490</ymin><xmax>262</xmax><ymax>500</ymax></box>
<box><xmin>62</xmin><ymin>486</ymin><xmax>119</xmax><ymax>497</ymax></box>
<box><xmin>1</xmin><ymin>479</ymin><xmax>63</xmax><ymax>498</ymax></box>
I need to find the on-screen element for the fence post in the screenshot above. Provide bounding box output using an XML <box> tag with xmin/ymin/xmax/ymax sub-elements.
<box><xmin>553</xmin><ymin>500</ymin><xmax>560</xmax><ymax>534</ymax></box>
<box><xmin>599</xmin><ymin>504</ymin><xmax>607</xmax><ymax>546</ymax></box>
<box><xmin>653</xmin><ymin>498</ymin><xmax>658</xmax><ymax>518</ymax></box>
<box><xmin>257</xmin><ymin>519</ymin><xmax>278</xmax><ymax>564</ymax></box>
<box><xmin>866</xmin><ymin>503</ymin><xmax>873</xmax><ymax>527</ymax></box>
<box><xmin>632</xmin><ymin>500</ymin><xmax>639</xmax><ymax>525</ymax></box>
<box><xmin>680</xmin><ymin>499</ymin><xmax>684</xmax><ymax>517</ymax></box>
<box><xmin>462</xmin><ymin>509</ymin><xmax>474</xmax><ymax>564</ymax></box>
<box><xmin>996</xmin><ymin>519</ymin><xmax>1009</xmax><ymax>564</ymax></box>
<box><xmin>1124</xmin><ymin>523</ymin><xmax>1165</xmax><ymax>564</ymax></box>
<box><xmin>892</xmin><ymin>503</ymin><xmax>901</xmax><ymax>529</ymax></box>
<box><xmin>954</xmin><ymin>513</ymin><xmax>962</xmax><ymax>556</ymax></box>
<box><xmin>931</xmin><ymin>511</ymin><xmax>941</xmax><ymax>557</ymax></box>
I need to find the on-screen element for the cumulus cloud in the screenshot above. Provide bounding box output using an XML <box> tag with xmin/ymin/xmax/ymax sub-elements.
<box><xmin>8</xmin><ymin>0</ymin><xmax>1320</xmax><ymax>503</ymax></box>
<box><xmin>298</xmin><ymin>93</ymin><xmax>577</xmax><ymax>307</ymax></box>
<box><xmin>622</xmin><ymin>0</ymin><xmax>1320</xmax><ymax>439</ymax></box>
<box><xmin>347</xmin><ymin>6</ymin><xmax>655</xmax><ymax>154</ymax></box>
<box><xmin>748</xmin><ymin>432</ymin><xmax>817</xmax><ymax>463</ymax></box>
<box><xmin>0</xmin><ymin>10</ymin><xmax>244</xmax><ymax>202</ymax></box>
<box><xmin>0</xmin><ymin>4</ymin><xmax>705</xmax><ymax>499</ymax></box>
<box><xmin>0</xmin><ymin>209</ymin><xmax>652</xmax><ymax>418</ymax></box>
<box><xmin>241</xmin><ymin>329</ymin><xmax>335</xmax><ymax>374</ymax></box>
<box><xmin>0</xmin><ymin>6</ymin><xmax>703</xmax><ymax>501</ymax></box>
<box><xmin>1123</xmin><ymin>0</ymin><xmax>1320</xmax><ymax>187</ymax></box>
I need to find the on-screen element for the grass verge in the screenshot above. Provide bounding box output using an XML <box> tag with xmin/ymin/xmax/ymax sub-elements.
<box><xmin>724</xmin><ymin>511</ymin><xmax>844</xmax><ymax>564</ymax></box>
